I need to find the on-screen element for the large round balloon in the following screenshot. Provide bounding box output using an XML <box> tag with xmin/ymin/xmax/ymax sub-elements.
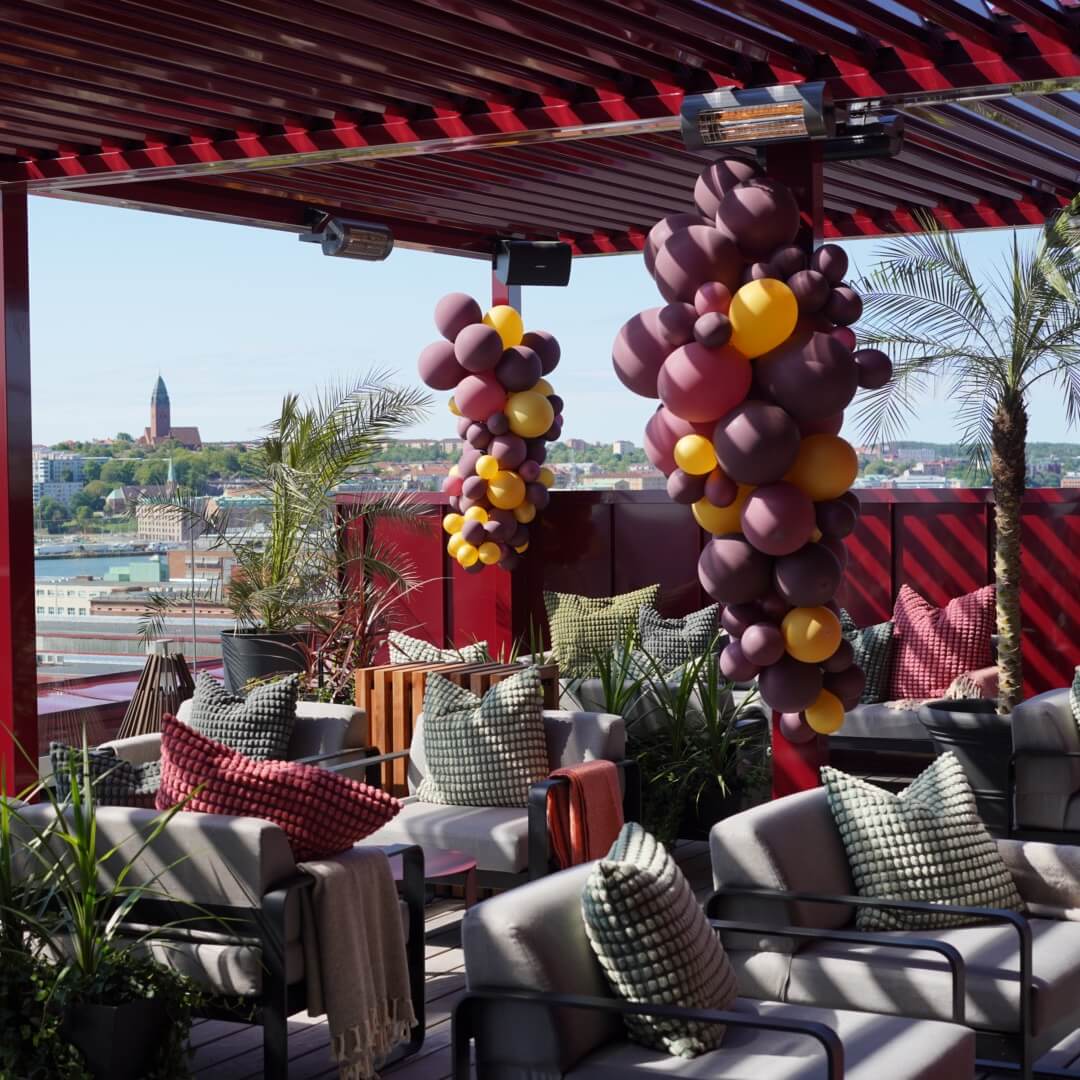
<box><xmin>853</xmin><ymin>348</ymin><xmax>893</xmax><ymax>390</ymax></box>
<box><xmin>653</xmin><ymin>226</ymin><xmax>743</xmax><ymax>303</ymax></box>
<box><xmin>797</xmin><ymin>412</ymin><xmax>844</xmax><ymax>437</ymax></box>
<box><xmin>495</xmin><ymin>345</ymin><xmax>542</xmax><ymax>392</ymax></box>
<box><xmin>612</xmin><ymin>308</ymin><xmax>671</xmax><ymax>398</ymax></box>
<box><xmin>505</xmin><ymin>391</ymin><xmax>555</xmax><ymax>438</ymax></box>
<box><xmin>805</xmin><ymin>689</ymin><xmax>844</xmax><ymax>734</ymax></box>
<box><xmin>644</xmin><ymin>213</ymin><xmax>707</xmax><ymax>276</ymax></box>
<box><xmin>418</xmin><ymin>340</ymin><xmax>468</xmax><ymax>391</ymax></box>
<box><xmin>740</xmin><ymin>622</ymin><xmax>786</xmax><ymax>666</ymax></box>
<box><xmin>773</xmin><ymin>542</ymin><xmax>843</xmax><ymax>607</ymax></box>
<box><xmin>770</xmin><ymin>245</ymin><xmax>806</xmax><ymax>278</ymax></box>
<box><xmin>715</xmin><ymin>179</ymin><xmax>800</xmax><ymax>259</ymax></box>
<box><xmin>692</xmin><ymin>483</ymin><xmax>751</xmax><ymax>535</ymax></box>
<box><xmin>712</xmin><ymin>401</ymin><xmax>800</xmax><ymax>486</ymax></box>
<box><xmin>489</xmin><ymin>433</ymin><xmax>527</xmax><ymax>470</ymax></box>
<box><xmin>727</xmin><ymin>278</ymin><xmax>798</xmax><ymax>358</ymax></box>
<box><xmin>721</xmin><ymin>602</ymin><xmax>761</xmax><ymax>637</ymax></box>
<box><xmin>814</xmin><ymin>497</ymin><xmax>857</xmax><ymax>539</ymax></box>
<box><xmin>483</xmin><ymin>305</ymin><xmax>524</xmax><ymax>348</ymax></box>
<box><xmin>786</xmin><ymin>434</ymin><xmax>858</xmax><ymax>502</ymax></box>
<box><xmin>454</xmin><ymin>323</ymin><xmax>504</xmax><ymax>373</ymax></box>
<box><xmin>810</xmin><ymin>244</ymin><xmax>848</xmax><ymax>284</ymax></box>
<box><xmin>755</xmin><ymin>331</ymin><xmax>859</xmax><ymax>421</ymax></box>
<box><xmin>487</xmin><ymin>470</ymin><xmax>526</xmax><ymax>510</ymax></box>
<box><xmin>693</xmin><ymin>156</ymin><xmax>761</xmax><ymax>218</ymax></box>
<box><xmin>694</xmin><ymin>281</ymin><xmax>733</xmax><ymax>316</ymax></box>
<box><xmin>455</xmin><ymin>372</ymin><xmax>507</xmax><ymax>422</ymax></box>
<box><xmin>434</xmin><ymin>292</ymin><xmax>483</xmax><ymax>341</ymax></box>
<box><xmin>781</xmin><ymin>606</ymin><xmax>842</xmax><ymax>664</ymax></box>
<box><xmin>786</xmin><ymin>270</ymin><xmax>830</xmax><ymax>314</ymax></box>
<box><xmin>720</xmin><ymin>640</ymin><xmax>759</xmax><ymax>682</ymax></box>
<box><xmin>824</xmin><ymin>665</ymin><xmax>866</xmax><ymax>711</ymax></box>
<box><xmin>822</xmin><ymin>638</ymin><xmax>855</xmax><ymax>674</ymax></box>
<box><xmin>521</xmin><ymin>330</ymin><xmax>561</xmax><ymax>375</ymax></box>
<box><xmin>657</xmin><ymin>343</ymin><xmax>751</xmax><ymax>424</ymax></box>
<box><xmin>698</xmin><ymin>535</ymin><xmax>772</xmax><ymax>605</ymax></box>
<box><xmin>758</xmin><ymin>655</ymin><xmax>823</xmax><ymax>713</ymax></box>
<box><xmin>740</xmin><ymin>483</ymin><xmax>815</xmax><ymax>556</ymax></box>
<box><xmin>779</xmin><ymin>712</ymin><xmax>817</xmax><ymax>744</ymax></box>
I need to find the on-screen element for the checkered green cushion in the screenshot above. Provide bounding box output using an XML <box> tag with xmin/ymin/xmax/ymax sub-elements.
<box><xmin>1070</xmin><ymin>667</ymin><xmax>1080</xmax><ymax>731</ymax></box>
<box><xmin>840</xmin><ymin>615</ymin><xmax>894</xmax><ymax>704</ymax></box>
<box><xmin>388</xmin><ymin>631</ymin><xmax>488</xmax><ymax>665</ymax></box>
<box><xmin>49</xmin><ymin>743</ymin><xmax>161</xmax><ymax>808</ymax></box>
<box><xmin>544</xmin><ymin>585</ymin><xmax>660</xmax><ymax>679</ymax></box>
<box><xmin>822</xmin><ymin>754</ymin><xmax>1024</xmax><ymax>931</ymax></box>
<box><xmin>416</xmin><ymin>666</ymin><xmax>548</xmax><ymax>807</ymax></box>
<box><xmin>582</xmin><ymin>822</ymin><xmax>737</xmax><ymax>1058</ymax></box>
<box><xmin>631</xmin><ymin>604</ymin><xmax>720</xmax><ymax>676</ymax></box>
<box><xmin>188</xmin><ymin>672</ymin><xmax>298</xmax><ymax>760</ymax></box>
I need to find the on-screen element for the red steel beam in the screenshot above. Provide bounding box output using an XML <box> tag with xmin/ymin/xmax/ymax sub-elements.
<box><xmin>990</xmin><ymin>0</ymin><xmax>1079</xmax><ymax>48</ymax></box>
<box><xmin>803</xmin><ymin>0</ymin><xmax>947</xmax><ymax>60</ymax></box>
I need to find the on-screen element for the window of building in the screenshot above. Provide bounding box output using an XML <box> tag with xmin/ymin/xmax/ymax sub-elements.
<box><xmin>36</xmin><ymin>606</ymin><xmax>44</xmax><ymax>615</ymax></box>
<box><xmin>47</xmin><ymin>607</ymin><xmax>55</xmax><ymax>615</ymax></box>
<box><xmin>67</xmin><ymin>607</ymin><xmax>76</xmax><ymax>615</ymax></box>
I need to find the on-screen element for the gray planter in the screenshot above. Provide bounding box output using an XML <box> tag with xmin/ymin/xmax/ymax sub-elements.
<box><xmin>220</xmin><ymin>629</ymin><xmax>307</xmax><ymax>692</ymax></box>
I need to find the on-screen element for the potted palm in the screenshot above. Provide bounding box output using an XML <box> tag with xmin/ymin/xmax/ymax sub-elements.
<box><xmin>141</xmin><ymin>373</ymin><xmax>431</xmax><ymax>690</ymax></box>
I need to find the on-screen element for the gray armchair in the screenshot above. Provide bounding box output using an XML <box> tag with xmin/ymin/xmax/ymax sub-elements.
<box><xmin>1011</xmin><ymin>688</ymin><xmax>1080</xmax><ymax>839</ymax></box>
<box><xmin>454</xmin><ymin>860</ymin><xmax>974</xmax><ymax>1079</ymax></box>
<box><xmin>710</xmin><ymin>786</ymin><xmax>1080</xmax><ymax>1079</ymax></box>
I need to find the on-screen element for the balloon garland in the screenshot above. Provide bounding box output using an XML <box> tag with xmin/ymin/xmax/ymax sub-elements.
<box><xmin>612</xmin><ymin>155</ymin><xmax>893</xmax><ymax>743</ymax></box>
<box><xmin>418</xmin><ymin>293</ymin><xmax>562</xmax><ymax>573</ymax></box>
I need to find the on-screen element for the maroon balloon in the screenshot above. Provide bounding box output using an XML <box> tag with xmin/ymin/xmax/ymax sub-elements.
<box><xmin>720</xmin><ymin>640</ymin><xmax>760</xmax><ymax>682</ymax></box>
<box><xmin>454</xmin><ymin>322</ymin><xmax>504</xmax><ymax>373</ymax></box>
<box><xmin>527</xmin><ymin>439</ymin><xmax>547</xmax><ymax>465</ymax></box>
<box><xmin>721</xmin><ymin>602</ymin><xmax>761</xmax><ymax>637</ymax></box>
<box><xmin>461</xmin><ymin>518</ymin><xmax>486</xmax><ymax>546</ymax></box>
<box><xmin>853</xmin><ymin>348</ymin><xmax>893</xmax><ymax>390</ymax></box>
<box><xmin>698</xmin><ymin>536</ymin><xmax>773</xmax><ymax>605</ymax></box>
<box><xmin>447</xmin><ymin>495</ymin><xmax>462</xmax><ymax>513</ymax></box>
<box><xmin>704</xmin><ymin>468</ymin><xmax>737</xmax><ymax>508</ymax></box>
<box><xmin>434</xmin><ymin>292</ymin><xmax>482</xmax><ymax>341</ymax></box>
<box><xmin>759</xmin><ymin>591</ymin><xmax>791</xmax><ymax>622</ymax></box>
<box><xmin>458</xmin><ymin>446</ymin><xmax>481</xmax><ymax>475</ymax></box>
<box><xmin>825</xmin><ymin>285</ymin><xmax>863</xmax><ymax>327</ymax></box>
<box><xmin>464</xmin><ymin>560</ymin><xmax>485</xmax><ymax>576</ymax></box>
<box><xmin>821</xmin><ymin>534</ymin><xmax>849</xmax><ymax>572</ymax></box>
<box><xmin>744</xmin><ymin>261</ymin><xmax>775</xmax><ymax>282</ymax></box>
<box><xmin>693</xmin><ymin>311</ymin><xmax>732</xmax><ymax>349</ymax></box>
<box><xmin>773</xmin><ymin>542</ymin><xmax>843</xmax><ymax>607</ymax></box>
<box><xmin>489</xmin><ymin>508</ymin><xmax>516</xmax><ymax>540</ymax></box>
<box><xmin>490</xmin><ymin>433</ymin><xmax>527</xmax><ymax>470</ymax></box>
<box><xmin>656</xmin><ymin>303</ymin><xmax>698</xmax><ymax>348</ymax></box>
<box><xmin>769</xmin><ymin>245</ymin><xmax>807</xmax><ymax>278</ymax></box>
<box><xmin>657</xmin><ymin>343</ymin><xmax>752</xmax><ymax>424</ymax></box>
<box><xmin>667</xmin><ymin>468</ymin><xmax>707</xmax><ymax>505</ymax></box>
<box><xmin>526</xmin><ymin>482</ymin><xmax>550</xmax><ymax>509</ymax></box>
<box><xmin>815</xmin><ymin>498</ymin><xmax>857</xmax><ymax>539</ymax></box>
<box><xmin>810</xmin><ymin>244</ymin><xmax>848</xmax><ymax>284</ymax></box>
<box><xmin>693</xmin><ymin>157</ymin><xmax>761</xmax><ymax>218</ymax></box>
<box><xmin>758</xmin><ymin>655</ymin><xmax>824</xmax><ymax>714</ymax></box>
<box><xmin>519</xmin><ymin>459</ymin><xmax>541</xmax><ymax>484</ymax></box>
<box><xmin>462</xmin><ymin>475</ymin><xmax>487</xmax><ymax>501</ymax></box>
<box><xmin>545</xmin><ymin>417</ymin><xmax>562</xmax><ymax>441</ymax></box>
<box><xmin>487</xmin><ymin>411</ymin><xmax>510</xmax><ymax>436</ymax></box>
<box><xmin>824</xmin><ymin>664</ymin><xmax>866</xmax><ymax>710</ymax></box>
<box><xmin>548</xmin><ymin>394</ymin><xmax>565</xmax><ymax>415</ymax></box>
<box><xmin>715</xmin><ymin>179</ymin><xmax>800</xmax><ymax>259</ymax></box>
<box><xmin>482</xmin><ymin>519</ymin><xmax>505</xmax><ymax>543</ymax></box>
<box><xmin>779</xmin><ymin>712</ymin><xmax>817</xmax><ymax>744</ymax></box>
<box><xmin>740</xmin><ymin>622</ymin><xmax>786</xmax><ymax>666</ymax></box>
<box><xmin>466</xmin><ymin>422</ymin><xmax>492</xmax><ymax>450</ymax></box>
<box><xmin>798</xmin><ymin>412</ymin><xmax>844</xmax><ymax>437</ymax></box>
<box><xmin>456</xmin><ymin>416</ymin><xmax>472</xmax><ymax>439</ymax></box>
<box><xmin>837</xmin><ymin>490</ymin><xmax>860</xmax><ymax>515</ymax></box>
<box><xmin>712</xmin><ymin>400</ymin><xmax>800</xmax><ymax>486</ymax></box>
<box><xmin>495</xmin><ymin>345</ymin><xmax>542</xmax><ymax>392</ymax></box>
<box><xmin>756</xmin><ymin>332</ymin><xmax>858</xmax><ymax>421</ymax></box>
<box><xmin>643</xmin><ymin>213</ymin><xmax>708</xmax><ymax>276</ymax></box>
<box><xmin>653</xmin><ymin>225</ymin><xmax>743</xmax><ymax>303</ymax></box>
<box><xmin>741</xmin><ymin>483</ymin><xmax>816</xmax><ymax>557</ymax></box>
<box><xmin>521</xmin><ymin>330</ymin><xmax>561</xmax><ymax>375</ymax></box>
<box><xmin>830</xmin><ymin>326</ymin><xmax>857</xmax><ymax>351</ymax></box>
<box><xmin>787</xmin><ymin>269</ymin><xmax>830</xmax><ymax>314</ymax></box>
<box><xmin>456</xmin><ymin>372</ymin><xmax>507</xmax><ymax>421</ymax></box>
<box><xmin>612</xmin><ymin>308</ymin><xmax>671</xmax><ymax>399</ymax></box>
<box><xmin>508</xmin><ymin>525</ymin><xmax>529</xmax><ymax>549</ymax></box>
<box><xmin>418</xmin><ymin>340</ymin><xmax>468</xmax><ymax>391</ymax></box>
<box><xmin>499</xmin><ymin>551</ymin><xmax>521</xmax><ymax>572</ymax></box>
<box><xmin>644</xmin><ymin>406</ymin><xmax>711</xmax><ymax>476</ymax></box>
<box><xmin>694</xmin><ymin>281</ymin><xmax>733</xmax><ymax>316</ymax></box>
<box><xmin>822</xmin><ymin>638</ymin><xmax>855</xmax><ymax>674</ymax></box>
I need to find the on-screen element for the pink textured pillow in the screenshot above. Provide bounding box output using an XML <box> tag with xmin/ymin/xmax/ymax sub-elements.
<box><xmin>889</xmin><ymin>584</ymin><xmax>995</xmax><ymax>699</ymax></box>
<box><xmin>156</xmin><ymin>715</ymin><xmax>401</xmax><ymax>861</ymax></box>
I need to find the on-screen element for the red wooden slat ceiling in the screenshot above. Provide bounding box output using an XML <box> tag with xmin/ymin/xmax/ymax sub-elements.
<box><xmin>0</xmin><ymin>0</ymin><xmax>1075</xmax><ymax>252</ymax></box>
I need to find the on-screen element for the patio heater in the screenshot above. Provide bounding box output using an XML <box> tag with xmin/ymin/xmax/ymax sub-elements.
<box><xmin>298</xmin><ymin>215</ymin><xmax>394</xmax><ymax>261</ymax></box>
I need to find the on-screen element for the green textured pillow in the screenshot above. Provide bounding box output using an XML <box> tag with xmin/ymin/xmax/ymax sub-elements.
<box><xmin>416</xmin><ymin>666</ymin><xmax>548</xmax><ymax>807</ymax></box>
<box><xmin>388</xmin><ymin>630</ymin><xmax>487</xmax><ymax>665</ymax></box>
<box><xmin>544</xmin><ymin>585</ymin><xmax>660</xmax><ymax>679</ymax></box>
<box><xmin>1070</xmin><ymin>667</ymin><xmax>1080</xmax><ymax>731</ymax></box>
<box><xmin>841</xmin><ymin>617</ymin><xmax>894</xmax><ymax>704</ymax></box>
<box><xmin>822</xmin><ymin>754</ymin><xmax>1024</xmax><ymax>931</ymax></box>
<box><xmin>633</xmin><ymin>603</ymin><xmax>720</xmax><ymax>676</ymax></box>
<box><xmin>582</xmin><ymin>822</ymin><xmax>737</xmax><ymax>1058</ymax></box>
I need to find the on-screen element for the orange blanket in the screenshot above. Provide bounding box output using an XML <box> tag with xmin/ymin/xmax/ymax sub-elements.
<box><xmin>546</xmin><ymin>759</ymin><xmax>624</xmax><ymax>869</ymax></box>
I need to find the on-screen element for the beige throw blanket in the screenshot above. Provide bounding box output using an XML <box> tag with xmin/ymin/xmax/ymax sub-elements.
<box><xmin>298</xmin><ymin>846</ymin><xmax>416</xmax><ymax>1080</ymax></box>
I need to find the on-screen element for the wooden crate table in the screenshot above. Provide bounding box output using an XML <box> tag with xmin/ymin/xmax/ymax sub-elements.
<box><xmin>355</xmin><ymin>660</ymin><xmax>559</xmax><ymax>793</ymax></box>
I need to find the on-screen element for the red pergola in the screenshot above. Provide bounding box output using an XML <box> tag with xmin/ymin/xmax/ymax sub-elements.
<box><xmin>0</xmin><ymin>0</ymin><xmax>1077</xmax><ymax>782</ymax></box>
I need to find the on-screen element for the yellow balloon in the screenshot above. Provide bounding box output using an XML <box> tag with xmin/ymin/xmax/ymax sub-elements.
<box><xmin>457</xmin><ymin>542</ymin><xmax>479</xmax><ymax>568</ymax></box>
<box><xmin>476</xmin><ymin>454</ymin><xmax>500</xmax><ymax>481</ymax></box>
<box><xmin>532</xmin><ymin>378</ymin><xmax>554</xmax><ymax>397</ymax></box>
<box><xmin>806</xmin><ymin>689</ymin><xmax>845</xmax><ymax>735</ymax></box>
<box><xmin>478</xmin><ymin>541</ymin><xmax>501</xmax><ymax>565</ymax></box>
<box><xmin>448</xmin><ymin>396</ymin><xmax>462</xmax><ymax>417</ymax></box>
<box><xmin>514</xmin><ymin>501</ymin><xmax>537</xmax><ymax>523</ymax></box>
<box><xmin>728</xmin><ymin>278</ymin><xmax>799</xmax><ymax>358</ymax></box>
<box><xmin>785</xmin><ymin>434</ymin><xmax>858</xmax><ymax>502</ymax></box>
<box><xmin>443</xmin><ymin>512</ymin><xmax>464</xmax><ymax>535</ymax></box>
<box><xmin>447</xmin><ymin>532</ymin><xmax>466</xmax><ymax>557</ymax></box>
<box><xmin>674</xmin><ymin>433</ymin><xmax>718</xmax><ymax>476</ymax></box>
<box><xmin>781</xmin><ymin>606</ymin><xmax>842</xmax><ymax>664</ymax></box>
<box><xmin>505</xmin><ymin>390</ymin><xmax>554</xmax><ymax>438</ymax></box>
<box><xmin>488</xmin><ymin>469</ymin><xmax>526</xmax><ymax>510</ymax></box>
<box><xmin>515</xmin><ymin>542</ymin><xmax>529</xmax><ymax>553</ymax></box>
<box><xmin>463</xmin><ymin>506</ymin><xmax>489</xmax><ymax>523</ymax></box>
<box><xmin>448</xmin><ymin>465</ymin><xmax>460</xmax><ymax>479</ymax></box>
<box><xmin>691</xmin><ymin>484</ymin><xmax>752</xmax><ymax>535</ymax></box>
<box><xmin>537</xmin><ymin>466</ymin><xmax>556</xmax><ymax>489</ymax></box>
<box><xmin>483</xmin><ymin>305</ymin><xmax>524</xmax><ymax>349</ymax></box>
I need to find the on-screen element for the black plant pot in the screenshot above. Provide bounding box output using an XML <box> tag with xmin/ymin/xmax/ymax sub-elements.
<box><xmin>677</xmin><ymin>785</ymin><xmax>744</xmax><ymax>842</ymax></box>
<box><xmin>220</xmin><ymin>628</ymin><xmax>307</xmax><ymax>692</ymax></box>
<box><xmin>62</xmin><ymin>999</ymin><xmax>168</xmax><ymax>1080</ymax></box>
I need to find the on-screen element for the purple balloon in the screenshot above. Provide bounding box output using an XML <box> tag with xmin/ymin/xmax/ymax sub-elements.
<box><xmin>693</xmin><ymin>311</ymin><xmax>732</xmax><ymax>349</ymax></box>
<box><xmin>838</xmin><ymin>491</ymin><xmax>860</xmax><ymax>515</ymax></box>
<box><xmin>822</xmin><ymin>638</ymin><xmax>855</xmax><ymax>674</ymax></box>
<box><xmin>698</xmin><ymin>536</ymin><xmax>773</xmax><ymax>605</ymax></box>
<box><xmin>721</xmin><ymin>602</ymin><xmax>762</xmax><ymax>637</ymax></box>
<box><xmin>488</xmin><ymin>508</ymin><xmax>517</xmax><ymax>541</ymax></box>
<box><xmin>434</xmin><ymin>292</ymin><xmax>482</xmax><ymax>341</ymax></box>
<box><xmin>715</xmin><ymin>179</ymin><xmax>800</xmax><ymax>259</ymax></box>
<box><xmin>487</xmin><ymin>411</ymin><xmax>510</xmax><ymax>436</ymax></box>
<box><xmin>798</xmin><ymin>412</ymin><xmax>844</xmax><ymax>437</ymax></box>
<box><xmin>482</xmin><ymin>519</ymin><xmax>505</xmax><ymax>543</ymax></box>
<box><xmin>821</xmin><ymin>534</ymin><xmax>849</xmax><ymax>572</ymax></box>
<box><xmin>548</xmin><ymin>394</ymin><xmax>565</xmax><ymax>415</ymax></box>
<box><xmin>759</xmin><ymin>591</ymin><xmax>791</xmax><ymax>622</ymax></box>
<box><xmin>694</xmin><ymin>281</ymin><xmax>733</xmax><ymax>316</ymax></box>
<box><xmin>490</xmin><ymin>434</ymin><xmax>527</xmax><ymax>470</ymax></box>
<box><xmin>644</xmin><ymin>213</ymin><xmax>708</xmax><ymax>276</ymax></box>
<box><xmin>508</xmin><ymin>525</ymin><xmax>530</xmax><ymax>549</ymax></box>
<box><xmin>462</xmin><ymin>475</ymin><xmax>487</xmax><ymax>501</ymax></box>
<box><xmin>756</xmin><ymin>331</ymin><xmax>858</xmax><ymax>421</ymax></box>
<box><xmin>466</xmin><ymin>422</ymin><xmax>492</xmax><ymax>450</ymax></box>
<box><xmin>712</xmin><ymin>400</ymin><xmax>800</xmax><ymax>486</ymax></box>
<box><xmin>854</xmin><ymin>348</ymin><xmax>893</xmax><ymax>390</ymax></box>
<box><xmin>743</xmin><ymin>261</ymin><xmax>776</xmax><ymax>282</ymax></box>
<box><xmin>454</xmin><ymin>323</ymin><xmax>504</xmax><ymax>373</ymax></box>
<box><xmin>656</xmin><ymin>302</ymin><xmax>698</xmax><ymax>348</ymax></box>
<box><xmin>787</xmin><ymin>269</ymin><xmax>830</xmax><ymax>314</ymax></box>
<box><xmin>741</xmin><ymin>622</ymin><xmax>786</xmax><ymax>666</ymax></box>
<box><xmin>769</xmin><ymin>245</ymin><xmax>807</xmax><ymax>278</ymax></box>
<box><xmin>720</xmin><ymin>640</ymin><xmax>760</xmax><ymax>682</ymax></box>
<box><xmin>779</xmin><ymin>712</ymin><xmax>818</xmax><ymax>744</ymax></box>
<box><xmin>667</xmin><ymin>468</ymin><xmax>707</xmax><ymax>505</ymax></box>
<box><xmin>544</xmin><ymin>418</ymin><xmax>562</xmax><ymax>441</ymax></box>
<box><xmin>461</xmin><ymin>518</ymin><xmax>486</xmax><ymax>546</ymax></box>
<box><xmin>759</xmin><ymin>655</ymin><xmax>824</xmax><ymax>714</ymax></box>
<box><xmin>456</xmin><ymin>416</ymin><xmax>472</xmax><ymax>439</ymax></box>
<box><xmin>810</xmin><ymin>244</ymin><xmax>848</xmax><ymax>284</ymax></box>
<box><xmin>741</xmin><ymin>483</ymin><xmax>816</xmax><ymax>557</ymax></box>
<box><xmin>458</xmin><ymin>446</ymin><xmax>481</xmax><ymax>476</ymax></box>
<box><xmin>526</xmin><ymin>482</ymin><xmax>550</xmax><ymax>509</ymax></box>
<box><xmin>704</xmin><ymin>468</ymin><xmax>737</xmax><ymax>508</ymax></box>
<box><xmin>831</xmin><ymin>326</ymin><xmax>857</xmax><ymax>352</ymax></box>
<box><xmin>612</xmin><ymin>308</ymin><xmax>671</xmax><ymax>399</ymax></box>
<box><xmin>773</xmin><ymin>543</ymin><xmax>843</xmax><ymax>607</ymax></box>
<box><xmin>824</xmin><ymin>664</ymin><xmax>866</xmax><ymax>710</ymax></box>
<box><xmin>519</xmin><ymin>460</ymin><xmax>541</xmax><ymax>484</ymax></box>
<box><xmin>526</xmin><ymin>439</ymin><xmax>547</xmax><ymax>465</ymax></box>
<box><xmin>447</xmin><ymin>495</ymin><xmax>461</xmax><ymax>512</ymax></box>
<box><xmin>418</xmin><ymin>340</ymin><xmax>468</xmax><ymax>391</ymax></box>
<box><xmin>521</xmin><ymin>330</ymin><xmax>561</xmax><ymax>375</ymax></box>
<box><xmin>816</xmin><ymin>498</ymin><xmax>858</xmax><ymax>539</ymax></box>
<box><xmin>495</xmin><ymin>345</ymin><xmax>542</xmax><ymax>392</ymax></box>
<box><xmin>499</xmin><ymin>550</ymin><xmax>521</xmax><ymax>572</ymax></box>
<box><xmin>653</xmin><ymin>225</ymin><xmax>743</xmax><ymax>304</ymax></box>
<box><xmin>694</xmin><ymin>157</ymin><xmax>761</xmax><ymax>218</ymax></box>
<box><xmin>825</xmin><ymin>285</ymin><xmax>863</xmax><ymax>327</ymax></box>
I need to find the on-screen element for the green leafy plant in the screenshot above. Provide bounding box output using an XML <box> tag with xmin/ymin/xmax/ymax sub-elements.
<box><xmin>854</xmin><ymin>206</ymin><xmax>1080</xmax><ymax>712</ymax></box>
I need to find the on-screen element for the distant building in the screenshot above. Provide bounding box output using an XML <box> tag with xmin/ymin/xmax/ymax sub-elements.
<box><xmin>611</xmin><ymin>440</ymin><xmax>635</xmax><ymax>456</ymax></box>
<box><xmin>582</xmin><ymin>471</ymin><xmax>665</xmax><ymax>491</ymax></box>
<box><xmin>104</xmin><ymin>483</ymin><xmax>176</xmax><ymax>514</ymax></box>
<box><xmin>565</xmin><ymin>438</ymin><xmax>587</xmax><ymax>452</ymax></box>
<box><xmin>139</xmin><ymin>376</ymin><xmax>202</xmax><ymax>449</ymax></box>
<box><xmin>32</xmin><ymin>450</ymin><xmax>85</xmax><ymax>506</ymax></box>
<box><xmin>206</xmin><ymin>493</ymin><xmax>271</xmax><ymax>530</ymax></box>
<box><xmin>1062</xmin><ymin>473</ymin><xmax>1080</xmax><ymax>489</ymax></box>
<box><xmin>135</xmin><ymin>497</ymin><xmax>207</xmax><ymax>542</ymax></box>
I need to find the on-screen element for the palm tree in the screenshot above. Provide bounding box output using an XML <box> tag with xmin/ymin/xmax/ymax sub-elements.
<box><xmin>854</xmin><ymin>204</ymin><xmax>1080</xmax><ymax>713</ymax></box>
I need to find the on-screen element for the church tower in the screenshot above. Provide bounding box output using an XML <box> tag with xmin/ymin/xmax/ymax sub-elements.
<box><xmin>150</xmin><ymin>375</ymin><xmax>171</xmax><ymax>442</ymax></box>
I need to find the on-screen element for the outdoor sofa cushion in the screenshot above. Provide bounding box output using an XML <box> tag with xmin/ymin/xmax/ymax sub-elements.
<box><xmin>1011</xmin><ymin>687</ymin><xmax>1080</xmax><ymax>831</ymax></box>
<box><xmin>387</xmin><ymin>630</ymin><xmax>487</xmax><ymax>664</ymax></box>
<box><xmin>838</xmin><ymin>611</ymin><xmax>894</xmax><ymax>704</ymax></box>
<box><xmin>187</xmin><ymin>671</ymin><xmax>298</xmax><ymax>760</ymax></box>
<box><xmin>630</xmin><ymin>603</ymin><xmax>720</xmax><ymax>676</ymax></box>
<box><xmin>835</xmin><ymin>702</ymin><xmax>931</xmax><ymax>744</ymax></box>
<box><xmin>48</xmin><ymin>742</ymin><xmax>160</xmax><ymax>807</ymax></box>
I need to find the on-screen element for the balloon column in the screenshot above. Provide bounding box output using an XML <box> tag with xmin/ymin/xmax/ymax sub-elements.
<box><xmin>612</xmin><ymin>155</ymin><xmax>892</xmax><ymax>743</ymax></box>
<box><xmin>418</xmin><ymin>293</ymin><xmax>563</xmax><ymax>573</ymax></box>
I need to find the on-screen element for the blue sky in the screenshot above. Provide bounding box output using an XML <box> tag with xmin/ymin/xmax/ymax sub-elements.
<box><xmin>29</xmin><ymin>195</ymin><xmax>1076</xmax><ymax>447</ymax></box>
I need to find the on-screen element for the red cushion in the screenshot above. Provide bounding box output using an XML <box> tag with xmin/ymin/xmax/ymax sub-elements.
<box><xmin>156</xmin><ymin>715</ymin><xmax>401</xmax><ymax>861</ymax></box>
<box><xmin>889</xmin><ymin>584</ymin><xmax>995</xmax><ymax>699</ymax></box>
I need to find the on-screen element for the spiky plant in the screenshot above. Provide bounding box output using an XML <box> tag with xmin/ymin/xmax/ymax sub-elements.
<box><xmin>854</xmin><ymin>205</ymin><xmax>1080</xmax><ymax>712</ymax></box>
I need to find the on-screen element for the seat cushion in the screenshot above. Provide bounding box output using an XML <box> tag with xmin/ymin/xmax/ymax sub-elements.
<box><xmin>837</xmin><ymin>703</ymin><xmax>931</xmax><ymax>744</ymax></box>
<box><xmin>388</xmin><ymin>631</ymin><xmax>487</xmax><ymax>664</ymax></box>
<box><xmin>566</xmin><ymin>998</ymin><xmax>973</xmax><ymax>1079</ymax></box>
<box><xmin>187</xmin><ymin>671</ymin><xmax>298</xmax><ymax>760</ymax></box>
<box><xmin>365</xmin><ymin>799</ymin><xmax>529</xmax><ymax>874</ymax></box>
<box><xmin>839</xmin><ymin>616</ymin><xmax>894</xmax><ymax>705</ymax></box>
<box><xmin>49</xmin><ymin>742</ymin><xmax>160</xmax><ymax>807</ymax></box>
<box><xmin>632</xmin><ymin>603</ymin><xmax>720</xmax><ymax>675</ymax></box>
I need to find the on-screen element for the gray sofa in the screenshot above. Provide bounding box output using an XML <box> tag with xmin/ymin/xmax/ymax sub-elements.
<box><xmin>1011</xmin><ymin>687</ymin><xmax>1080</xmax><ymax>838</ymax></box>
<box><xmin>455</xmin><ymin>860</ymin><xmax>974</xmax><ymax>1078</ymax></box>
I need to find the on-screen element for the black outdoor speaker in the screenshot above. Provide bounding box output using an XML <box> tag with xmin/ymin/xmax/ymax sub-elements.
<box><xmin>494</xmin><ymin>240</ymin><xmax>572</xmax><ymax>286</ymax></box>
